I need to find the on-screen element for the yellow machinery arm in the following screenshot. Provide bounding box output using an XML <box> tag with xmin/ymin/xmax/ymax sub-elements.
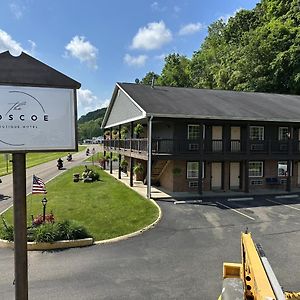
<box><xmin>218</xmin><ymin>232</ymin><xmax>300</xmax><ymax>300</ymax></box>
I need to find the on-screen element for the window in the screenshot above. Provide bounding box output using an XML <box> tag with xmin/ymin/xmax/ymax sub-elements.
<box><xmin>249</xmin><ymin>161</ymin><xmax>263</xmax><ymax>177</ymax></box>
<box><xmin>250</xmin><ymin>126</ymin><xmax>264</xmax><ymax>140</ymax></box>
<box><xmin>187</xmin><ymin>162</ymin><xmax>205</xmax><ymax>179</ymax></box>
<box><xmin>187</xmin><ymin>162</ymin><xmax>199</xmax><ymax>178</ymax></box>
<box><xmin>188</xmin><ymin>125</ymin><xmax>200</xmax><ymax>140</ymax></box>
<box><xmin>278</xmin><ymin>127</ymin><xmax>289</xmax><ymax>141</ymax></box>
<box><xmin>278</xmin><ymin>161</ymin><xmax>289</xmax><ymax>176</ymax></box>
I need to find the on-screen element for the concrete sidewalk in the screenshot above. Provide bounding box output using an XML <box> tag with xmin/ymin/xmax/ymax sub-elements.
<box><xmin>104</xmin><ymin>168</ymin><xmax>171</xmax><ymax>200</ymax></box>
<box><xmin>104</xmin><ymin>167</ymin><xmax>300</xmax><ymax>201</ymax></box>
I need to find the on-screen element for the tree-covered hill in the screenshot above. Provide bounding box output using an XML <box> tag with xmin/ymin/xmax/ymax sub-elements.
<box><xmin>77</xmin><ymin>108</ymin><xmax>107</xmax><ymax>141</ymax></box>
<box><xmin>141</xmin><ymin>0</ymin><xmax>300</xmax><ymax>95</ymax></box>
<box><xmin>78</xmin><ymin>107</ymin><xmax>106</xmax><ymax>124</ymax></box>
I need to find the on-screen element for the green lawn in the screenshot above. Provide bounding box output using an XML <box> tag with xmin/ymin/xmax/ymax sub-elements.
<box><xmin>0</xmin><ymin>146</ymin><xmax>86</xmax><ymax>176</ymax></box>
<box><xmin>2</xmin><ymin>166</ymin><xmax>159</xmax><ymax>241</ymax></box>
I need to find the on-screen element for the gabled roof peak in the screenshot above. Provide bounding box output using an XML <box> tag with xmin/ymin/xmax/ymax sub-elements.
<box><xmin>0</xmin><ymin>51</ymin><xmax>81</xmax><ymax>89</ymax></box>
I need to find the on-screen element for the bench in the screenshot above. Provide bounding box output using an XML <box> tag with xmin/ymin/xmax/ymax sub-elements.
<box><xmin>265</xmin><ymin>177</ymin><xmax>280</xmax><ymax>185</ymax></box>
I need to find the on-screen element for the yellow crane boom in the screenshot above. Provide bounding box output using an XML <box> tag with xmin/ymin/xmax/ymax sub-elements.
<box><xmin>218</xmin><ymin>232</ymin><xmax>300</xmax><ymax>300</ymax></box>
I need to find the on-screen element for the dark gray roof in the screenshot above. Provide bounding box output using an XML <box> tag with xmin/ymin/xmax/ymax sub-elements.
<box><xmin>0</xmin><ymin>51</ymin><xmax>81</xmax><ymax>89</ymax></box>
<box><xmin>118</xmin><ymin>82</ymin><xmax>300</xmax><ymax>122</ymax></box>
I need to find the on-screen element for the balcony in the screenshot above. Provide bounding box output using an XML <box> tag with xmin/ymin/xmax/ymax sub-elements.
<box><xmin>104</xmin><ymin>138</ymin><xmax>300</xmax><ymax>156</ymax></box>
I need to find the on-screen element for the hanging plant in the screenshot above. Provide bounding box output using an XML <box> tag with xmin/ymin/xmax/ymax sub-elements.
<box><xmin>133</xmin><ymin>163</ymin><xmax>144</xmax><ymax>175</ymax></box>
<box><xmin>120</xmin><ymin>159</ymin><xmax>128</xmax><ymax>168</ymax></box>
<box><xmin>172</xmin><ymin>167</ymin><xmax>182</xmax><ymax>176</ymax></box>
<box><xmin>134</xmin><ymin>123</ymin><xmax>144</xmax><ymax>137</ymax></box>
<box><xmin>121</xmin><ymin>126</ymin><xmax>129</xmax><ymax>139</ymax></box>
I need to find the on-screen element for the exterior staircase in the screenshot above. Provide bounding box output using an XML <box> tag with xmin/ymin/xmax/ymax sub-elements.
<box><xmin>151</xmin><ymin>160</ymin><xmax>170</xmax><ymax>184</ymax></box>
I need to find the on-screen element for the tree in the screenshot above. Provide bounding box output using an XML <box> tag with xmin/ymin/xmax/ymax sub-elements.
<box><xmin>159</xmin><ymin>53</ymin><xmax>192</xmax><ymax>87</ymax></box>
<box><xmin>140</xmin><ymin>72</ymin><xmax>160</xmax><ymax>85</ymax></box>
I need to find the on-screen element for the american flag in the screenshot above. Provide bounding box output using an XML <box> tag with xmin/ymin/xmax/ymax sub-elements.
<box><xmin>32</xmin><ymin>175</ymin><xmax>47</xmax><ymax>194</ymax></box>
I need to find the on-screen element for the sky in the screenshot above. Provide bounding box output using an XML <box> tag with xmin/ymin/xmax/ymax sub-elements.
<box><xmin>0</xmin><ymin>0</ymin><xmax>259</xmax><ymax>117</ymax></box>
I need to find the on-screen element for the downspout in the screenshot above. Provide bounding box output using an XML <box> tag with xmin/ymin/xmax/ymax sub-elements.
<box><xmin>147</xmin><ymin>115</ymin><xmax>153</xmax><ymax>199</ymax></box>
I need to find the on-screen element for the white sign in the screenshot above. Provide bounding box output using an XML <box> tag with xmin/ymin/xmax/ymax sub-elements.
<box><xmin>0</xmin><ymin>85</ymin><xmax>76</xmax><ymax>151</ymax></box>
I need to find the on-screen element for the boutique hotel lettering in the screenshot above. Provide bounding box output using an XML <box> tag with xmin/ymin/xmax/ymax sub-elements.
<box><xmin>0</xmin><ymin>85</ymin><xmax>76</xmax><ymax>151</ymax></box>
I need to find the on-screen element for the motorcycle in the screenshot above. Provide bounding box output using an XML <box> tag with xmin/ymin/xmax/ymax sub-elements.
<box><xmin>67</xmin><ymin>154</ymin><xmax>72</xmax><ymax>161</ymax></box>
<box><xmin>57</xmin><ymin>159</ymin><xmax>63</xmax><ymax>170</ymax></box>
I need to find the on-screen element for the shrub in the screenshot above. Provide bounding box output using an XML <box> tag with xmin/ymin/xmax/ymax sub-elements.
<box><xmin>32</xmin><ymin>223</ymin><xmax>57</xmax><ymax>243</ymax></box>
<box><xmin>53</xmin><ymin>220</ymin><xmax>92</xmax><ymax>241</ymax></box>
<box><xmin>0</xmin><ymin>216</ymin><xmax>14</xmax><ymax>241</ymax></box>
<box><xmin>0</xmin><ymin>224</ymin><xmax>14</xmax><ymax>241</ymax></box>
<box><xmin>0</xmin><ymin>219</ymin><xmax>92</xmax><ymax>243</ymax></box>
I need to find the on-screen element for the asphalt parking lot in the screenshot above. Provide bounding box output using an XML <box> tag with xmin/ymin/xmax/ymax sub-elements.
<box><xmin>0</xmin><ymin>193</ymin><xmax>299</xmax><ymax>299</ymax></box>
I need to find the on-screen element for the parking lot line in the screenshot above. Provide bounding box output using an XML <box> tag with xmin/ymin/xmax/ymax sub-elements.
<box><xmin>227</xmin><ymin>197</ymin><xmax>254</xmax><ymax>202</ymax></box>
<box><xmin>274</xmin><ymin>194</ymin><xmax>298</xmax><ymax>199</ymax></box>
<box><xmin>216</xmin><ymin>201</ymin><xmax>255</xmax><ymax>220</ymax></box>
<box><xmin>266</xmin><ymin>199</ymin><xmax>300</xmax><ymax>212</ymax></box>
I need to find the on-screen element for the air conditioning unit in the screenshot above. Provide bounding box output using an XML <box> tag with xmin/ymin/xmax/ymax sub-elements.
<box><xmin>279</xmin><ymin>144</ymin><xmax>288</xmax><ymax>151</ymax></box>
<box><xmin>189</xmin><ymin>181</ymin><xmax>198</xmax><ymax>188</ymax></box>
<box><xmin>188</xmin><ymin>143</ymin><xmax>199</xmax><ymax>151</ymax></box>
<box><xmin>250</xmin><ymin>144</ymin><xmax>264</xmax><ymax>151</ymax></box>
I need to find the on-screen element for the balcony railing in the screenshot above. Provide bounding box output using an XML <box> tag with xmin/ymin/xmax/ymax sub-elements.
<box><xmin>103</xmin><ymin>138</ymin><xmax>300</xmax><ymax>155</ymax></box>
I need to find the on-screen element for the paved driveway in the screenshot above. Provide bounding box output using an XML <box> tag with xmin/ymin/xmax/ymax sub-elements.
<box><xmin>1</xmin><ymin>193</ymin><xmax>300</xmax><ymax>299</ymax></box>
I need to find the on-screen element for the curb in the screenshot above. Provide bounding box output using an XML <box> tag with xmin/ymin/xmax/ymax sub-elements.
<box><xmin>0</xmin><ymin>238</ymin><xmax>94</xmax><ymax>251</ymax></box>
<box><xmin>0</xmin><ymin>200</ymin><xmax>162</xmax><ymax>250</ymax></box>
<box><xmin>94</xmin><ymin>198</ymin><xmax>162</xmax><ymax>245</ymax></box>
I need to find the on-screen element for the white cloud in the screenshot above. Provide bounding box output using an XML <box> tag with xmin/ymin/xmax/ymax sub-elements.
<box><xmin>151</xmin><ymin>2</ymin><xmax>166</xmax><ymax>12</ymax></box>
<box><xmin>179</xmin><ymin>22</ymin><xmax>205</xmax><ymax>36</ymax></box>
<box><xmin>124</xmin><ymin>54</ymin><xmax>148</xmax><ymax>67</ymax></box>
<box><xmin>0</xmin><ymin>29</ymin><xmax>23</xmax><ymax>56</ymax></box>
<box><xmin>10</xmin><ymin>3</ymin><xmax>24</xmax><ymax>19</ymax></box>
<box><xmin>219</xmin><ymin>8</ymin><xmax>243</xmax><ymax>24</ymax></box>
<box><xmin>77</xmin><ymin>88</ymin><xmax>108</xmax><ymax>117</ymax></box>
<box><xmin>131</xmin><ymin>21</ymin><xmax>172</xmax><ymax>50</ymax></box>
<box><xmin>28</xmin><ymin>39</ymin><xmax>36</xmax><ymax>54</ymax></box>
<box><xmin>65</xmin><ymin>36</ymin><xmax>98</xmax><ymax>69</ymax></box>
<box><xmin>0</xmin><ymin>29</ymin><xmax>37</xmax><ymax>56</ymax></box>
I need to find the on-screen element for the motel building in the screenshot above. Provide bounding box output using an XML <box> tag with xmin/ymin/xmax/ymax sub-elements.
<box><xmin>102</xmin><ymin>82</ymin><xmax>300</xmax><ymax>198</ymax></box>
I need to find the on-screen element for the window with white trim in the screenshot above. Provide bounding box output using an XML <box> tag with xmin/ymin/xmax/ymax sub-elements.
<box><xmin>249</xmin><ymin>161</ymin><xmax>263</xmax><ymax>177</ymax></box>
<box><xmin>278</xmin><ymin>127</ymin><xmax>289</xmax><ymax>141</ymax></box>
<box><xmin>187</xmin><ymin>162</ymin><xmax>205</xmax><ymax>179</ymax></box>
<box><xmin>278</xmin><ymin>161</ymin><xmax>289</xmax><ymax>176</ymax></box>
<box><xmin>188</xmin><ymin>125</ymin><xmax>200</xmax><ymax>140</ymax></box>
<box><xmin>250</xmin><ymin>126</ymin><xmax>264</xmax><ymax>140</ymax></box>
<box><xmin>187</xmin><ymin>162</ymin><xmax>198</xmax><ymax>178</ymax></box>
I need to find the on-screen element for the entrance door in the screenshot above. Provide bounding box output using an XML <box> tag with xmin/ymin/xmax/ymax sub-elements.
<box><xmin>230</xmin><ymin>162</ymin><xmax>240</xmax><ymax>190</ymax></box>
<box><xmin>211</xmin><ymin>162</ymin><xmax>222</xmax><ymax>189</ymax></box>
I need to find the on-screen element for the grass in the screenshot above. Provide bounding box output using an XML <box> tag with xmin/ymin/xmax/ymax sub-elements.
<box><xmin>2</xmin><ymin>165</ymin><xmax>159</xmax><ymax>241</ymax></box>
<box><xmin>0</xmin><ymin>146</ymin><xmax>86</xmax><ymax>176</ymax></box>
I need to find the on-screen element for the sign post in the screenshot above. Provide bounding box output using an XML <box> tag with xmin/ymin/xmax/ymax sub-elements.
<box><xmin>0</xmin><ymin>50</ymin><xmax>80</xmax><ymax>300</ymax></box>
<box><xmin>12</xmin><ymin>153</ymin><xmax>28</xmax><ymax>299</ymax></box>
